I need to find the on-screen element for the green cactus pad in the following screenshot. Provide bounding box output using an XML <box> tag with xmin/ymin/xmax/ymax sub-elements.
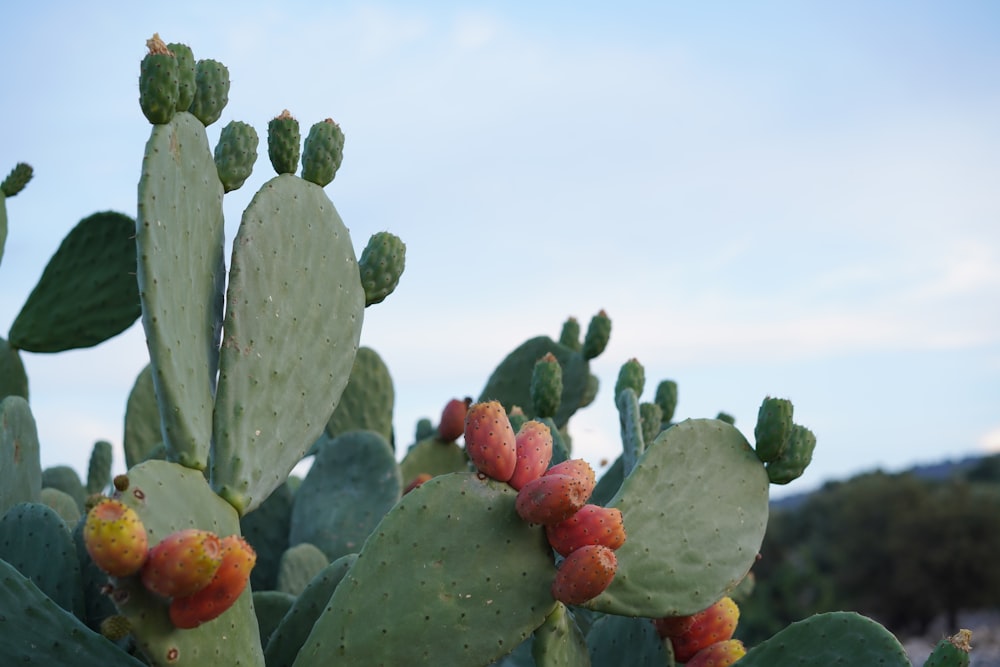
<box><xmin>301</xmin><ymin>118</ymin><xmax>345</xmax><ymax>187</ymax></box>
<box><xmin>9</xmin><ymin>211</ymin><xmax>140</xmax><ymax>352</ymax></box>
<box><xmin>240</xmin><ymin>480</ymin><xmax>293</xmax><ymax>592</ymax></box>
<box><xmin>40</xmin><ymin>486</ymin><xmax>83</xmax><ymax>525</ymax></box>
<box><xmin>292</xmin><ymin>472</ymin><xmax>558</xmax><ymax>667</ymax></box>
<box><xmin>0</xmin><ymin>161</ymin><xmax>33</xmax><ymax>197</ymax></box>
<box><xmin>87</xmin><ymin>440</ymin><xmax>114</xmax><ymax>495</ymax></box>
<box><xmin>263</xmin><ymin>554</ymin><xmax>356</xmax><ymax>667</ymax></box>
<box><xmin>399</xmin><ymin>436</ymin><xmax>470</xmax><ymax>483</ymax></box>
<box><xmin>290</xmin><ymin>430</ymin><xmax>401</xmax><ymax>562</ymax></box>
<box><xmin>358</xmin><ymin>231</ymin><xmax>406</xmax><ymax>307</ymax></box>
<box><xmin>111</xmin><ymin>460</ymin><xmax>264</xmax><ymax>667</ymax></box>
<box><xmin>139</xmin><ymin>35</ymin><xmax>179</xmax><ymax>124</ymax></box>
<box><xmin>42</xmin><ymin>465</ymin><xmax>86</xmax><ymax>510</ymax></box>
<box><xmin>211</xmin><ymin>173</ymin><xmax>364</xmax><ymax>515</ymax></box>
<box><xmin>252</xmin><ymin>590</ymin><xmax>296</xmax><ymax>647</ymax></box>
<box><xmin>322</xmin><ymin>346</ymin><xmax>395</xmax><ymax>444</ymax></box>
<box><xmin>268</xmin><ymin>110</ymin><xmax>301</xmax><ymax>174</ymax></box>
<box><xmin>531</xmin><ymin>353</ymin><xmax>563</xmax><ymax>420</ymax></box>
<box><xmin>0</xmin><ymin>501</ymin><xmax>85</xmax><ymax>619</ymax></box>
<box><xmin>531</xmin><ymin>602</ymin><xmax>590</xmax><ymax>667</ymax></box>
<box><xmin>136</xmin><ymin>111</ymin><xmax>226</xmax><ymax>471</ymax></box>
<box><xmin>276</xmin><ymin>542</ymin><xmax>330</xmax><ymax>595</ymax></box>
<box><xmin>738</xmin><ymin>611</ymin><xmax>910</xmax><ymax>666</ymax></box>
<box><xmin>581</xmin><ymin>310</ymin><xmax>611</xmax><ymax>360</ymax></box>
<box><xmin>0</xmin><ymin>396</ymin><xmax>42</xmax><ymax>516</ymax></box>
<box><xmin>0</xmin><ymin>337</ymin><xmax>28</xmax><ymax>401</ymax></box>
<box><xmin>123</xmin><ymin>364</ymin><xmax>162</xmax><ymax>469</ymax></box>
<box><xmin>587</xmin><ymin>614</ymin><xmax>670</xmax><ymax>667</ymax></box>
<box><xmin>480</xmin><ymin>335</ymin><xmax>590</xmax><ymax>428</ymax></box>
<box><xmin>214</xmin><ymin>120</ymin><xmax>259</xmax><ymax>192</ymax></box>
<box><xmin>588</xmin><ymin>419</ymin><xmax>769</xmax><ymax>618</ymax></box>
<box><xmin>165</xmin><ymin>42</ymin><xmax>196</xmax><ymax>111</ymax></box>
<box><xmin>187</xmin><ymin>58</ymin><xmax>230</xmax><ymax>126</ymax></box>
<box><xmin>0</xmin><ymin>559</ymin><xmax>146</xmax><ymax>666</ymax></box>
<box><xmin>654</xmin><ymin>380</ymin><xmax>678</xmax><ymax>425</ymax></box>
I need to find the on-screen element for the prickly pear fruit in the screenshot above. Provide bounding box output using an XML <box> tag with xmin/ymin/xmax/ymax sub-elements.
<box><xmin>544</xmin><ymin>504</ymin><xmax>626</xmax><ymax>557</ymax></box>
<box><xmin>754</xmin><ymin>396</ymin><xmax>793</xmax><ymax>463</ymax></box>
<box><xmin>766</xmin><ymin>424</ymin><xmax>816</xmax><ymax>484</ymax></box>
<box><xmin>99</xmin><ymin>614</ymin><xmax>132</xmax><ymax>642</ymax></box>
<box><xmin>655</xmin><ymin>379</ymin><xmax>679</xmax><ymax>424</ymax></box>
<box><xmin>614</xmin><ymin>358</ymin><xmax>645</xmax><ymax>399</ymax></box>
<box><xmin>515</xmin><ymin>473</ymin><xmax>589</xmax><ymax>525</ymax></box>
<box><xmin>165</xmin><ymin>42</ymin><xmax>196</xmax><ymax>111</ymax></box>
<box><xmin>924</xmin><ymin>629</ymin><xmax>972</xmax><ymax>667</ymax></box>
<box><xmin>214</xmin><ymin>120</ymin><xmax>259</xmax><ymax>193</ymax></box>
<box><xmin>654</xmin><ymin>596</ymin><xmax>740</xmax><ymax>663</ymax></box>
<box><xmin>546</xmin><ymin>459</ymin><xmax>596</xmax><ymax>495</ymax></box>
<box><xmin>507</xmin><ymin>420</ymin><xmax>554</xmax><ymax>490</ymax></box>
<box><xmin>83</xmin><ymin>498</ymin><xmax>149</xmax><ymax>577</ymax></box>
<box><xmin>464</xmin><ymin>400</ymin><xmax>517</xmax><ymax>482</ymax></box>
<box><xmin>582</xmin><ymin>309</ymin><xmax>611</xmax><ymax>360</ymax></box>
<box><xmin>1</xmin><ymin>162</ymin><xmax>33</xmax><ymax>197</ymax></box>
<box><xmin>168</xmin><ymin>535</ymin><xmax>256</xmax><ymax>629</ymax></box>
<box><xmin>188</xmin><ymin>58</ymin><xmax>230</xmax><ymax>126</ymax></box>
<box><xmin>140</xmin><ymin>528</ymin><xmax>223</xmax><ymax>598</ymax></box>
<box><xmin>359</xmin><ymin>231</ymin><xmax>406</xmax><ymax>307</ymax></box>
<box><xmin>685</xmin><ymin>638</ymin><xmax>747</xmax><ymax>667</ymax></box>
<box><xmin>268</xmin><ymin>109</ymin><xmax>301</xmax><ymax>175</ymax></box>
<box><xmin>530</xmin><ymin>352</ymin><xmax>563</xmax><ymax>419</ymax></box>
<box><xmin>301</xmin><ymin>118</ymin><xmax>345</xmax><ymax>187</ymax></box>
<box><xmin>438</xmin><ymin>397</ymin><xmax>471</xmax><ymax>442</ymax></box>
<box><xmin>550</xmin><ymin>544</ymin><xmax>617</xmax><ymax>606</ymax></box>
<box><xmin>139</xmin><ymin>33</ymin><xmax>179</xmax><ymax>124</ymax></box>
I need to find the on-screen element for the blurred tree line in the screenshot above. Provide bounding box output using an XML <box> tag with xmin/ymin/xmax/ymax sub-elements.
<box><xmin>738</xmin><ymin>454</ymin><xmax>1000</xmax><ymax>644</ymax></box>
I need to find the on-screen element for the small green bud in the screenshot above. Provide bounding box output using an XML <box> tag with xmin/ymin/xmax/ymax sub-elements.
<box><xmin>0</xmin><ymin>162</ymin><xmax>33</xmax><ymax>197</ymax></box>
<box><xmin>766</xmin><ymin>424</ymin><xmax>816</xmax><ymax>484</ymax></box>
<box><xmin>614</xmin><ymin>358</ymin><xmax>645</xmax><ymax>400</ymax></box>
<box><xmin>214</xmin><ymin>120</ymin><xmax>259</xmax><ymax>192</ymax></box>
<box><xmin>268</xmin><ymin>109</ymin><xmax>301</xmax><ymax>175</ymax></box>
<box><xmin>188</xmin><ymin>58</ymin><xmax>230</xmax><ymax>126</ymax></box>
<box><xmin>166</xmin><ymin>42</ymin><xmax>196</xmax><ymax>111</ymax></box>
<box><xmin>100</xmin><ymin>614</ymin><xmax>132</xmax><ymax>641</ymax></box>
<box><xmin>414</xmin><ymin>417</ymin><xmax>435</xmax><ymax>442</ymax></box>
<box><xmin>558</xmin><ymin>317</ymin><xmax>581</xmax><ymax>351</ymax></box>
<box><xmin>359</xmin><ymin>231</ymin><xmax>406</xmax><ymax>306</ymax></box>
<box><xmin>301</xmin><ymin>118</ymin><xmax>345</xmax><ymax>187</ymax></box>
<box><xmin>654</xmin><ymin>380</ymin><xmax>678</xmax><ymax>424</ymax></box>
<box><xmin>754</xmin><ymin>396</ymin><xmax>794</xmax><ymax>463</ymax></box>
<box><xmin>924</xmin><ymin>629</ymin><xmax>972</xmax><ymax>667</ymax></box>
<box><xmin>582</xmin><ymin>310</ymin><xmax>611</xmax><ymax>360</ymax></box>
<box><xmin>530</xmin><ymin>353</ymin><xmax>563</xmax><ymax>419</ymax></box>
<box><xmin>715</xmin><ymin>411</ymin><xmax>735</xmax><ymax>425</ymax></box>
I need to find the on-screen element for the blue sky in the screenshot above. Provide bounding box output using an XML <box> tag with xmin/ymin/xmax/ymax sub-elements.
<box><xmin>2</xmin><ymin>2</ymin><xmax>998</xmax><ymax>498</ymax></box>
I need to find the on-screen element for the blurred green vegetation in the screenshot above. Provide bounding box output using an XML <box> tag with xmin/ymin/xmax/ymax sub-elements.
<box><xmin>739</xmin><ymin>454</ymin><xmax>1000</xmax><ymax>644</ymax></box>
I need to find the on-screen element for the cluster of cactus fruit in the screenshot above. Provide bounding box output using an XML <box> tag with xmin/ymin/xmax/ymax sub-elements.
<box><xmin>0</xmin><ymin>33</ymin><xmax>978</xmax><ymax>667</ymax></box>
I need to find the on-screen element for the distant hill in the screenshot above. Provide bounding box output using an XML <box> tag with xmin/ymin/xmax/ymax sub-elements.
<box><xmin>770</xmin><ymin>453</ymin><xmax>992</xmax><ymax>512</ymax></box>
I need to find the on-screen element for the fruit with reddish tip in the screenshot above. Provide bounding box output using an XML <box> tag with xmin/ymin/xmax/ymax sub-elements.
<box><xmin>403</xmin><ymin>473</ymin><xmax>433</xmax><ymax>495</ymax></box>
<box><xmin>550</xmin><ymin>544</ymin><xmax>617</xmax><ymax>606</ymax></box>
<box><xmin>545</xmin><ymin>504</ymin><xmax>626</xmax><ymax>557</ymax></box>
<box><xmin>515</xmin><ymin>474</ymin><xmax>590</xmax><ymax>525</ymax></box>
<box><xmin>168</xmin><ymin>535</ymin><xmax>256</xmax><ymax>629</ymax></box>
<box><xmin>654</xmin><ymin>596</ymin><xmax>740</xmax><ymax>663</ymax></box>
<box><xmin>464</xmin><ymin>400</ymin><xmax>517</xmax><ymax>482</ymax></box>
<box><xmin>507</xmin><ymin>420</ymin><xmax>553</xmax><ymax>490</ymax></box>
<box><xmin>141</xmin><ymin>528</ymin><xmax>223</xmax><ymax>598</ymax></box>
<box><xmin>83</xmin><ymin>498</ymin><xmax>149</xmax><ymax>577</ymax></box>
<box><xmin>685</xmin><ymin>639</ymin><xmax>746</xmax><ymax>667</ymax></box>
<box><xmin>437</xmin><ymin>397</ymin><xmax>471</xmax><ymax>442</ymax></box>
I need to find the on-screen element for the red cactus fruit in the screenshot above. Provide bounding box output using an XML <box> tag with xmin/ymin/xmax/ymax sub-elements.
<box><xmin>654</xmin><ymin>596</ymin><xmax>740</xmax><ymax>663</ymax></box>
<box><xmin>685</xmin><ymin>638</ymin><xmax>747</xmax><ymax>667</ymax></box>
<box><xmin>515</xmin><ymin>473</ymin><xmax>590</xmax><ymax>525</ymax></box>
<box><xmin>403</xmin><ymin>473</ymin><xmax>433</xmax><ymax>495</ymax></box>
<box><xmin>437</xmin><ymin>397</ymin><xmax>471</xmax><ymax>442</ymax></box>
<box><xmin>544</xmin><ymin>504</ymin><xmax>626</xmax><ymax>557</ymax></box>
<box><xmin>83</xmin><ymin>498</ymin><xmax>149</xmax><ymax>577</ymax></box>
<box><xmin>550</xmin><ymin>544</ymin><xmax>618</xmax><ymax>606</ymax></box>
<box><xmin>545</xmin><ymin>459</ymin><xmax>596</xmax><ymax>495</ymax></box>
<box><xmin>507</xmin><ymin>420</ymin><xmax>554</xmax><ymax>490</ymax></box>
<box><xmin>168</xmin><ymin>535</ymin><xmax>256</xmax><ymax>629</ymax></box>
<box><xmin>464</xmin><ymin>400</ymin><xmax>517</xmax><ymax>482</ymax></box>
<box><xmin>140</xmin><ymin>528</ymin><xmax>223</xmax><ymax>598</ymax></box>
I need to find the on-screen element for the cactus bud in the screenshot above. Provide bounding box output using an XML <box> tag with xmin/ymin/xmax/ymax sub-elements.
<box><xmin>301</xmin><ymin>118</ymin><xmax>345</xmax><ymax>187</ymax></box>
<box><xmin>654</xmin><ymin>380</ymin><xmax>678</xmax><ymax>425</ymax></box>
<box><xmin>139</xmin><ymin>33</ymin><xmax>179</xmax><ymax>125</ymax></box>
<box><xmin>754</xmin><ymin>396</ymin><xmax>794</xmax><ymax>463</ymax></box>
<box><xmin>359</xmin><ymin>231</ymin><xmax>406</xmax><ymax>306</ymax></box>
<box><xmin>766</xmin><ymin>424</ymin><xmax>816</xmax><ymax>484</ymax></box>
<box><xmin>0</xmin><ymin>162</ymin><xmax>33</xmax><ymax>197</ymax></box>
<box><xmin>614</xmin><ymin>358</ymin><xmax>645</xmax><ymax>400</ymax></box>
<box><xmin>530</xmin><ymin>352</ymin><xmax>563</xmax><ymax>419</ymax></box>
<box><xmin>188</xmin><ymin>58</ymin><xmax>230</xmax><ymax>126</ymax></box>
<box><xmin>214</xmin><ymin>120</ymin><xmax>259</xmax><ymax>192</ymax></box>
<box><xmin>558</xmin><ymin>317</ymin><xmax>581</xmax><ymax>351</ymax></box>
<box><xmin>582</xmin><ymin>310</ymin><xmax>611</xmax><ymax>360</ymax></box>
<box><xmin>268</xmin><ymin>109</ymin><xmax>301</xmax><ymax>175</ymax></box>
<box><xmin>165</xmin><ymin>42</ymin><xmax>196</xmax><ymax>111</ymax></box>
